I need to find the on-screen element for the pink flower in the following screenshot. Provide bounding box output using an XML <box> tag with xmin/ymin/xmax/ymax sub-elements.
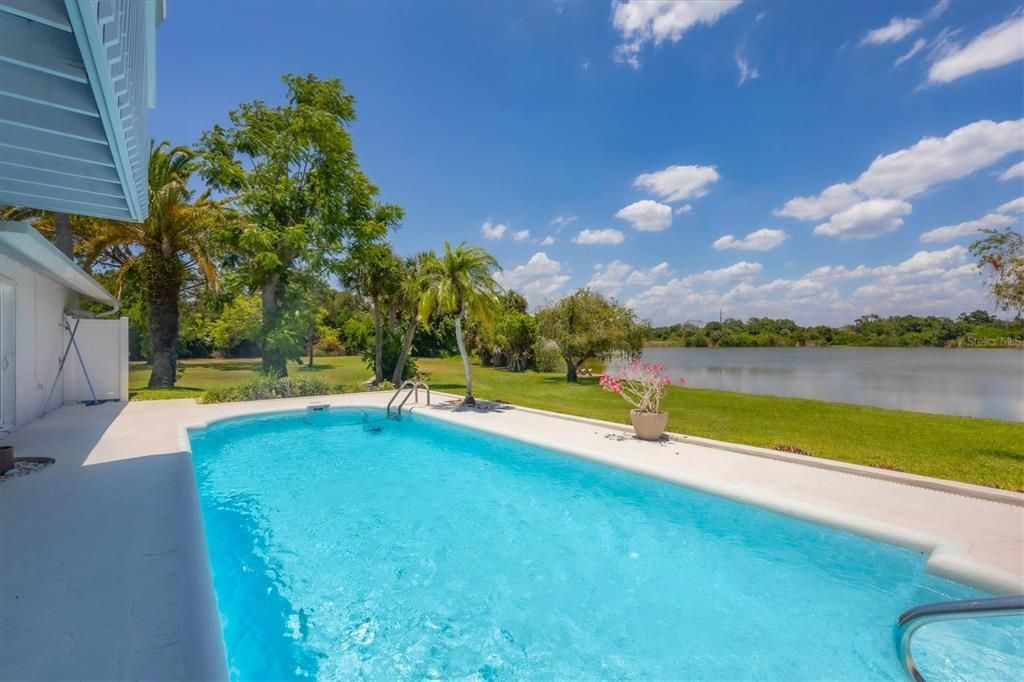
<box><xmin>599</xmin><ymin>358</ymin><xmax>682</xmax><ymax>412</ymax></box>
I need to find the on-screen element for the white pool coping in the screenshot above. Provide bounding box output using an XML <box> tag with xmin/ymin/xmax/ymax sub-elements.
<box><xmin>1</xmin><ymin>392</ymin><xmax>1021</xmax><ymax>680</ymax></box>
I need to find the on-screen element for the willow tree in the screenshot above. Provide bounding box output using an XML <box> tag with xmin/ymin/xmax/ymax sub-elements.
<box><xmin>536</xmin><ymin>288</ymin><xmax>646</xmax><ymax>382</ymax></box>
<box><xmin>201</xmin><ymin>74</ymin><xmax>402</xmax><ymax>376</ymax></box>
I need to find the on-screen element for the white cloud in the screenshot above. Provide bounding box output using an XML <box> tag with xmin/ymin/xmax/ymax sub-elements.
<box><xmin>615</xmin><ymin>199</ymin><xmax>673</xmax><ymax>231</ymax></box>
<box><xmin>624</xmin><ymin>262</ymin><xmax>765</xmax><ymax>323</ymax></box>
<box><xmin>853</xmin><ymin>246</ymin><xmax>975</xmax><ymax>305</ymax></box>
<box><xmin>623</xmin><ymin>244</ymin><xmax>983</xmax><ymax>325</ymax></box>
<box><xmin>627</xmin><ymin>261</ymin><xmax>671</xmax><ymax>287</ymax></box>
<box><xmin>572</xmin><ymin>228</ymin><xmax>625</xmax><ymax>245</ymax></box>
<box><xmin>674</xmin><ymin>204</ymin><xmax>693</xmax><ymax>215</ymax></box>
<box><xmin>681</xmin><ymin>260</ymin><xmax>763</xmax><ymax>284</ymax></box>
<box><xmin>928</xmin><ymin>26</ymin><xmax>963</xmax><ymax>62</ymax></box>
<box><xmin>540</xmin><ymin>235</ymin><xmax>555</xmax><ymax>246</ymax></box>
<box><xmin>587</xmin><ymin>260</ymin><xmax>672</xmax><ymax>297</ymax></box>
<box><xmin>736</xmin><ymin>54</ymin><xmax>759</xmax><ymax>85</ymax></box>
<box><xmin>587</xmin><ymin>261</ymin><xmax>634</xmax><ymax>296</ymax></box>
<box><xmin>862</xmin><ymin>17</ymin><xmax>921</xmax><ymax>45</ymax></box>
<box><xmin>919</xmin><ymin>213</ymin><xmax>1016</xmax><ymax>243</ymax></box>
<box><xmin>612</xmin><ymin>0</ymin><xmax>742</xmax><ymax>68</ymax></box>
<box><xmin>550</xmin><ymin>215</ymin><xmax>577</xmax><ymax>227</ymax></box>
<box><xmin>846</xmin><ymin>259</ymin><xmax>983</xmax><ymax>318</ymax></box>
<box><xmin>997</xmin><ymin>196</ymin><xmax>1024</xmax><ymax>213</ymax></box>
<box><xmin>814</xmin><ymin>199</ymin><xmax>912</xmax><ymax>239</ymax></box>
<box><xmin>801</xmin><ymin>264</ymin><xmax>874</xmax><ymax>282</ymax></box>
<box><xmin>493</xmin><ymin>252</ymin><xmax>570</xmax><ymax>306</ymax></box>
<box><xmin>512</xmin><ymin>229</ymin><xmax>530</xmax><ymax>241</ymax></box>
<box><xmin>633</xmin><ymin>164</ymin><xmax>720</xmax><ymax>202</ymax></box>
<box><xmin>481</xmin><ymin>220</ymin><xmax>507</xmax><ymax>240</ymax></box>
<box><xmin>907</xmin><ymin>244</ymin><xmax>969</xmax><ymax>270</ymax></box>
<box><xmin>713</xmin><ymin>228</ymin><xmax>788</xmax><ymax>251</ymax></box>
<box><xmin>775</xmin><ymin>183</ymin><xmax>862</xmax><ymax>221</ymax></box>
<box><xmin>929</xmin><ymin>12</ymin><xmax>1024</xmax><ymax>84</ymax></box>
<box><xmin>861</xmin><ymin>1</ymin><xmax>948</xmax><ymax>46</ymax></box>
<box><xmin>894</xmin><ymin>38</ymin><xmax>927</xmax><ymax>67</ymax></box>
<box><xmin>1000</xmin><ymin>161</ymin><xmax>1024</xmax><ymax>181</ymax></box>
<box><xmin>855</xmin><ymin>119</ymin><xmax>1024</xmax><ymax>198</ymax></box>
<box><xmin>777</xmin><ymin>119</ymin><xmax>1024</xmax><ymax>220</ymax></box>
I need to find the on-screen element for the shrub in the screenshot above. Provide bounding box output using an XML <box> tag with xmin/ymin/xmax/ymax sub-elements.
<box><xmin>361</xmin><ymin>330</ymin><xmax>418</xmax><ymax>381</ymax></box>
<box><xmin>338</xmin><ymin>381</ymin><xmax>371</xmax><ymax>394</ymax></box>
<box><xmin>315</xmin><ymin>326</ymin><xmax>345</xmax><ymax>356</ymax></box>
<box><xmin>201</xmin><ymin>373</ymin><xmax>333</xmax><ymax>403</ymax></box>
<box><xmin>533</xmin><ymin>338</ymin><xmax>565</xmax><ymax>373</ymax></box>
<box><xmin>201</xmin><ymin>385</ymin><xmax>242</xmax><ymax>403</ymax></box>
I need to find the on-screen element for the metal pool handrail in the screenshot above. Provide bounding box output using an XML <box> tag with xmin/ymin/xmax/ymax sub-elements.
<box><xmin>894</xmin><ymin>594</ymin><xmax>1024</xmax><ymax>681</ymax></box>
<box><xmin>386</xmin><ymin>380</ymin><xmax>430</xmax><ymax>418</ymax></box>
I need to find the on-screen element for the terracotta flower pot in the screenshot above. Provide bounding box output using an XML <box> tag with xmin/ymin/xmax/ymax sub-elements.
<box><xmin>630</xmin><ymin>410</ymin><xmax>668</xmax><ymax>440</ymax></box>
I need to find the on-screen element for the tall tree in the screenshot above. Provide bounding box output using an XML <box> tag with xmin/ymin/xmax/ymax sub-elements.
<box><xmin>536</xmin><ymin>288</ymin><xmax>646</xmax><ymax>382</ymax></box>
<box><xmin>337</xmin><ymin>242</ymin><xmax>401</xmax><ymax>384</ymax></box>
<box><xmin>467</xmin><ymin>290</ymin><xmax>535</xmax><ymax>370</ymax></box>
<box><xmin>53</xmin><ymin>213</ymin><xmax>73</xmax><ymax>258</ymax></box>
<box><xmin>391</xmin><ymin>252</ymin><xmax>434</xmax><ymax>384</ymax></box>
<box><xmin>970</xmin><ymin>228</ymin><xmax>1024</xmax><ymax>319</ymax></box>
<box><xmin>420</xmin><ymin>242</ymin><xmax>502</xmax><ymax>405</ymax></box>
<box><xmin>77</xmin><ymin>142</ymin><xmax>223</xmax><ymax>388</ymax></box>
<box><xmin>201</xmin><ymin>73</ymin><xmax>402</xmax><ymax>376</ymax></box>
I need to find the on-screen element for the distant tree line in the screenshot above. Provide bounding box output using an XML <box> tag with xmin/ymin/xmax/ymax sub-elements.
<box><xmin>647</xmin><ymin>311</ymin><xmax>1024</xmax><ymax>349</ymax></box>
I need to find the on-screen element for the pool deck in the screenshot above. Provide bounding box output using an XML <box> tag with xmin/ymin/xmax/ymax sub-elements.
<box><xmin>1</xmin><ymin>392</ymin><xmax>1022</xmax><ymax>680</ymax></box>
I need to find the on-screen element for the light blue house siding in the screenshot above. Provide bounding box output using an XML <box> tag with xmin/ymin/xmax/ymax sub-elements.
<box><xmin>0</xmin><ymin>1</ymin><xmax>161</xmax><ymax>430</ymax></box>
<box><xmin>0</xmin><ymin>0</ymin><xmax>164</xmax><ymax>222</ymax></box>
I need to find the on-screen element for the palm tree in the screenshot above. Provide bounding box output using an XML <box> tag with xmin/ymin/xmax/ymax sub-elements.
<box><xmin>420</xmin><ymin>242</ymin><xmax>502</xmax><ymax>405</ymax></box>
<box><xmin>391</xmin><ymin>251</ymin><xmax>434</xmax><ymax>385</ymax></box>
<box><xmin>77</xmin><ymin>141</ymin><xmax>224</xmax><ymax>388</ymax></box>
<box><xmin>337</xmin><ymin>242</ymin><xmax>401</xmax><ymax>385</ymax></box>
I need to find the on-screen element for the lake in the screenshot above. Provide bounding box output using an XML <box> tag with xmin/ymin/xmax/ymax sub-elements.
<box><xmin>628</xmin><ymin>347</ymin><xmax>1024</xmax><ymax>422</ymax></box>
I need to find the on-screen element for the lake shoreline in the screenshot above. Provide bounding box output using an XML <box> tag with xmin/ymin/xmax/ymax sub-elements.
<box><xmin>644</xmin><ymin>342</ymin><xmax>1024</xmax><ymax>350</ymax></box>
<box><xmin>626</xmin><ymin>347</ymin><xmax>1024</xmax><ymax>422</ymax></box>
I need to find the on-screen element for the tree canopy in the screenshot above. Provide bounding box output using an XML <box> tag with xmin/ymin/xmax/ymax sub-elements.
<box><xmin>200</xmin><ymin>73</ymin><xmax>403</xmax><ymax>375</ymax></box>
<box><xmin>420</xmin><ymin>242</ymin><xmax>503</xmax><ymax>403</ymax></box>
<box><xmin>536</xmin><ymin>288</ymin><xmax>645</xmax><ymax>382</ymax></box>
<box><xmin>971</xmin><ymin>228</ymin><xmax>1024</xmax><ymax>320</ymax></box>
<box><xmin>77</xmin><ymin>141</ymin><xmax>225</xmax><ymax>387</ymax></box>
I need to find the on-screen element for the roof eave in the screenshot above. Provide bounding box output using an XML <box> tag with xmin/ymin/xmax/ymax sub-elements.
<box><xmin>0</xmin><ymin>219</ymin><xmax>119</xmax><ymax>308</ymax></box>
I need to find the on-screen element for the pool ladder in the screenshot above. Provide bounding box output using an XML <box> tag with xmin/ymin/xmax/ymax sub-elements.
<box><xmin>387</xmin><ymin>380</ymin><xmax>430</xmax><ymax>419</ymax></box>
<box><xmin>894</xmin><ymin>594</ymin><xmax>1024</xmax><ymax>681</ymax></box>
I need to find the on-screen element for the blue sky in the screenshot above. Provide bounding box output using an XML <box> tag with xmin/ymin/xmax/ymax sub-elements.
<box><xmin>151</xmin><ymin>1</ymin><xmax>1024</xmax><ymax>324</ymax></box>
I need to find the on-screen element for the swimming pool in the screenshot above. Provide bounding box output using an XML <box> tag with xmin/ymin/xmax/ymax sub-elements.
<box><xmin>188</xmin><ymin>407</ymin><xmax>1022</xmax><ymax>680</ymax></box>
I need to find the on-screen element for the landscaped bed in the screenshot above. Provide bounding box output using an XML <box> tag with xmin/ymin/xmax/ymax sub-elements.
<box><xmin>130</xmin><ymin>356</ymin><xmax>1024</xmax><ymax>491</ymax></box>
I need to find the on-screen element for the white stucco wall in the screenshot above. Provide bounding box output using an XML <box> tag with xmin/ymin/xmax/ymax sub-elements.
<box><xmin>0</xmin><ymin>251</ymin><xmax>77</xmax><ymax>428</ymax></box>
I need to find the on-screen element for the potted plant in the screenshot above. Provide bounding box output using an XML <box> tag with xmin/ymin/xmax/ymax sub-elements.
<box><xmin>599</xmin><ymin>360</ymin><xmax>684</xmax><ymax>440</ymax></box>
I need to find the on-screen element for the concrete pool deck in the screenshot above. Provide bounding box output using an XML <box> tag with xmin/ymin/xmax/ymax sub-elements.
<box><xmin>1</xmin><ymin>392</ymin><xmax>1022</xmax><ymax>679</ymax></box>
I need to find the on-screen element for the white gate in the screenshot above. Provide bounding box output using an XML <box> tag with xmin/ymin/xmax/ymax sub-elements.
<box><xmin>0</xmin><ymin>277</ymin><xmax>14</xmax><ymax>431</ymax></box>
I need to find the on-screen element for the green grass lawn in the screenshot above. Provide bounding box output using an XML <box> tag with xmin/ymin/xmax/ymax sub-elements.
<box><xmin>131</xmin><ymin>356</ymin><xmax>1024</xmax><ymax>491</ymax></box>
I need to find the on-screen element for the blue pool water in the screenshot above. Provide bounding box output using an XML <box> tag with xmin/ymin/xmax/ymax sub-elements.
<box><xmin>189</xmin><ymin>408</ymin><xmax>1022</xmax><ymax>680</ymax></box>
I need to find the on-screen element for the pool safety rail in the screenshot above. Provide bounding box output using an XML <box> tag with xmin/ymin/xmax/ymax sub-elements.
<box><xmin>894</xmin><ymin>594</ymin><xmax>1024</xmax><ymax>681</ymax></box>
<box><xmin>387</xmin><ymin>380</ymin><xmax>430</xmax><ymax>418</ymax></box>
